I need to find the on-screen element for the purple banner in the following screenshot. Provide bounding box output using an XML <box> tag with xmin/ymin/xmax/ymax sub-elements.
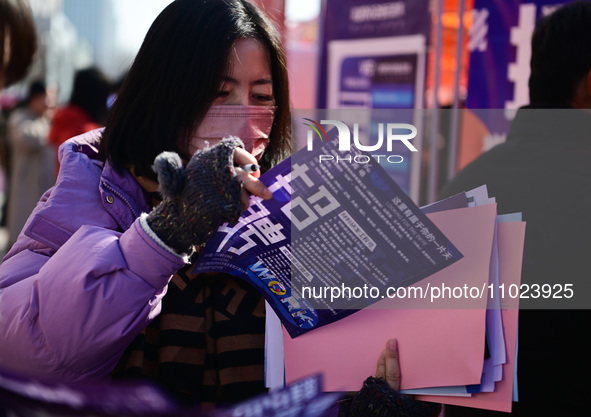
<box><xmin>466</xmin><ymin>0</ymin><xmax>570</xmax><ymax>110</ymax></box>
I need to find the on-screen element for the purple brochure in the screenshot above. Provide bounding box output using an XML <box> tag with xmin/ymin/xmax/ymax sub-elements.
<box><xmin>0</xmin><ymin>366</ymin><xmax>335</xmax><ymax>417</ymax></box>
<box><xmin>216</xmin><ymin>374</ymin><xmax>340</xmax><ymax>417</ymax></box>
<box><xmin>193</xmin><ymin>139</ymin><xmax>462</xmax><ymax>338</ymax></box>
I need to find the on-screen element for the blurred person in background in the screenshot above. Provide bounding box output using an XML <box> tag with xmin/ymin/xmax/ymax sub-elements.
<box><xmin>0</xmin><ymin>0</ymin><xmax>36</xmax><ymax>91</ymax></box>
<box><xmin>6</xmin><ymin>79</ymin><xmax>55</xmax><ymax>248</ymax></box>
<box><xmin>0</xmin><ymin>0</ymin><xmax>37</xmax><ymax>234</ymax></box>
<box><xmin>49</xmin><ymin>67</ymin><xmax>111</xmax><ymax>176</ymax></box>
<box><xmin>441</xmin><ymin>2</ymin><xmax>591</xmax><ymax>415</ymax></box>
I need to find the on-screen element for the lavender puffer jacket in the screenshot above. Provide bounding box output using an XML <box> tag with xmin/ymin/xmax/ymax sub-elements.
<box><xmin>0</xmin><ymin>129</ymin><xmax>185</xmax><ymax>381</ymax></box>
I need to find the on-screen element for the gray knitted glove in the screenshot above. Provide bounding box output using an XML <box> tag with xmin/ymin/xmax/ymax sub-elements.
<box><xmin>339</xmin><ymin>377</ymin><xmax>441</xmax><ymax>417</ymax></box>
<box><xmin>146</xmin><ymin>137</ymin><xmax>244</xmax><ymax>253</ymax></box>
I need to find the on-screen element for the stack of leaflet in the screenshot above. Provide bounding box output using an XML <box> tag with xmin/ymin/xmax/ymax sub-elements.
<box><xmin>193</xmin><ymin>152</ymin><xmax>464</xmax><ymax>338</ymax></box>
<box><xmin>275</xmin><ymin>185</ymin><xmax>524</xmax><ymax>413</ymax></box>
<box><xmin>193</xmin><ymin>137</ymin><xmax>524</xmax><ymax>413</ymax></box>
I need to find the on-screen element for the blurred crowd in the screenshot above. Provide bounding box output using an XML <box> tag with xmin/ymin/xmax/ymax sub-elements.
<box><xmin>0</xmin><ymin>67</ymin><xmax>123</xmax><ymax>252</ymax></box>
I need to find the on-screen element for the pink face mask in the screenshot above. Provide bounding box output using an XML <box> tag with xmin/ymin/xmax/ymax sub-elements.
<box><xmin>192</xmin><ymin>105</ymin><xmax>277</xmax><ymax>152</ymax></box>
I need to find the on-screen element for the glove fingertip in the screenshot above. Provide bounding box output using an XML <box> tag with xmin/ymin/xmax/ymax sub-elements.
<box><xmin>221</xmin><ymin>135</ymin><xmax>244</xmax><ymax>145</ymax></box>
<box><xmin>152</xmin><ymin>151</ymin><xmax>185</xmax><ymax>198</ymax></box>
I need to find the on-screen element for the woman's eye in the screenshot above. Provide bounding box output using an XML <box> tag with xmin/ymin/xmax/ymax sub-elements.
<box><xmin>255</xmin><ymin>94</ymin><xmax>274</xmax><ymax>102</ymax></box>
<box><xmin>217</xmin><ymin>91</ymin><xmax>230</xmax><ymax>98</ymax></box>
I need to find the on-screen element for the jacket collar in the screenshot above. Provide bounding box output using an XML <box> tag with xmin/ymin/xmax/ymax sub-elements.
<box><xmin>99</xmin><ymin>160</ymin><xmax>152</xmax><ymax>231</ymax></box>
<box><xmin>21</xmin><ymin>129</ymin><xmax>151</xmax><ymax>251</ymax></box>
<box><xmin>65</xmin><ymin>128</ymin><xmax>152</xmax><ymax>228</ymax></box>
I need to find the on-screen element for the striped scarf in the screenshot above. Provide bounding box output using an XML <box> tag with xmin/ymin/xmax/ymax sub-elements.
<box><xmin>112</xmin><ymin>264</ymin><xmax>267</xmax><ymax>407</ymax></box>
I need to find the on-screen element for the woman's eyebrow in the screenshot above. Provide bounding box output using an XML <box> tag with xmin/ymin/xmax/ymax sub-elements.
<box><xmin>221</xmin><ymin>75</ymin><xmax>272</xmax><ymax>86</ymax></box>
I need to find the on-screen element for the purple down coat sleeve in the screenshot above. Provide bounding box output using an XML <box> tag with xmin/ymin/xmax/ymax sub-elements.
<box><xmin>0</xmin><ymin>130</ymin><xmax>185</xmax><ymax>382</ymax></box>
<box><xmin>0</xmin><ymin>218</ymin><xmax>184</xmax><ymax>381</ymax></box>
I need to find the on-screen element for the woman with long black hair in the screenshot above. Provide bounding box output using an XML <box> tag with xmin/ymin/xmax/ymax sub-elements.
<box><xmin>0</xmin><ymin>2</ymin><xmax>438</xmax><ymax>415</ymax></box>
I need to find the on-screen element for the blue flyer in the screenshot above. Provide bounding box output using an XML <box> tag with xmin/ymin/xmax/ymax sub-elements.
<box><xmin>193</xmin><ymin>138</ymin><xmax>462</xmax><ymax>338</ymax></box>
